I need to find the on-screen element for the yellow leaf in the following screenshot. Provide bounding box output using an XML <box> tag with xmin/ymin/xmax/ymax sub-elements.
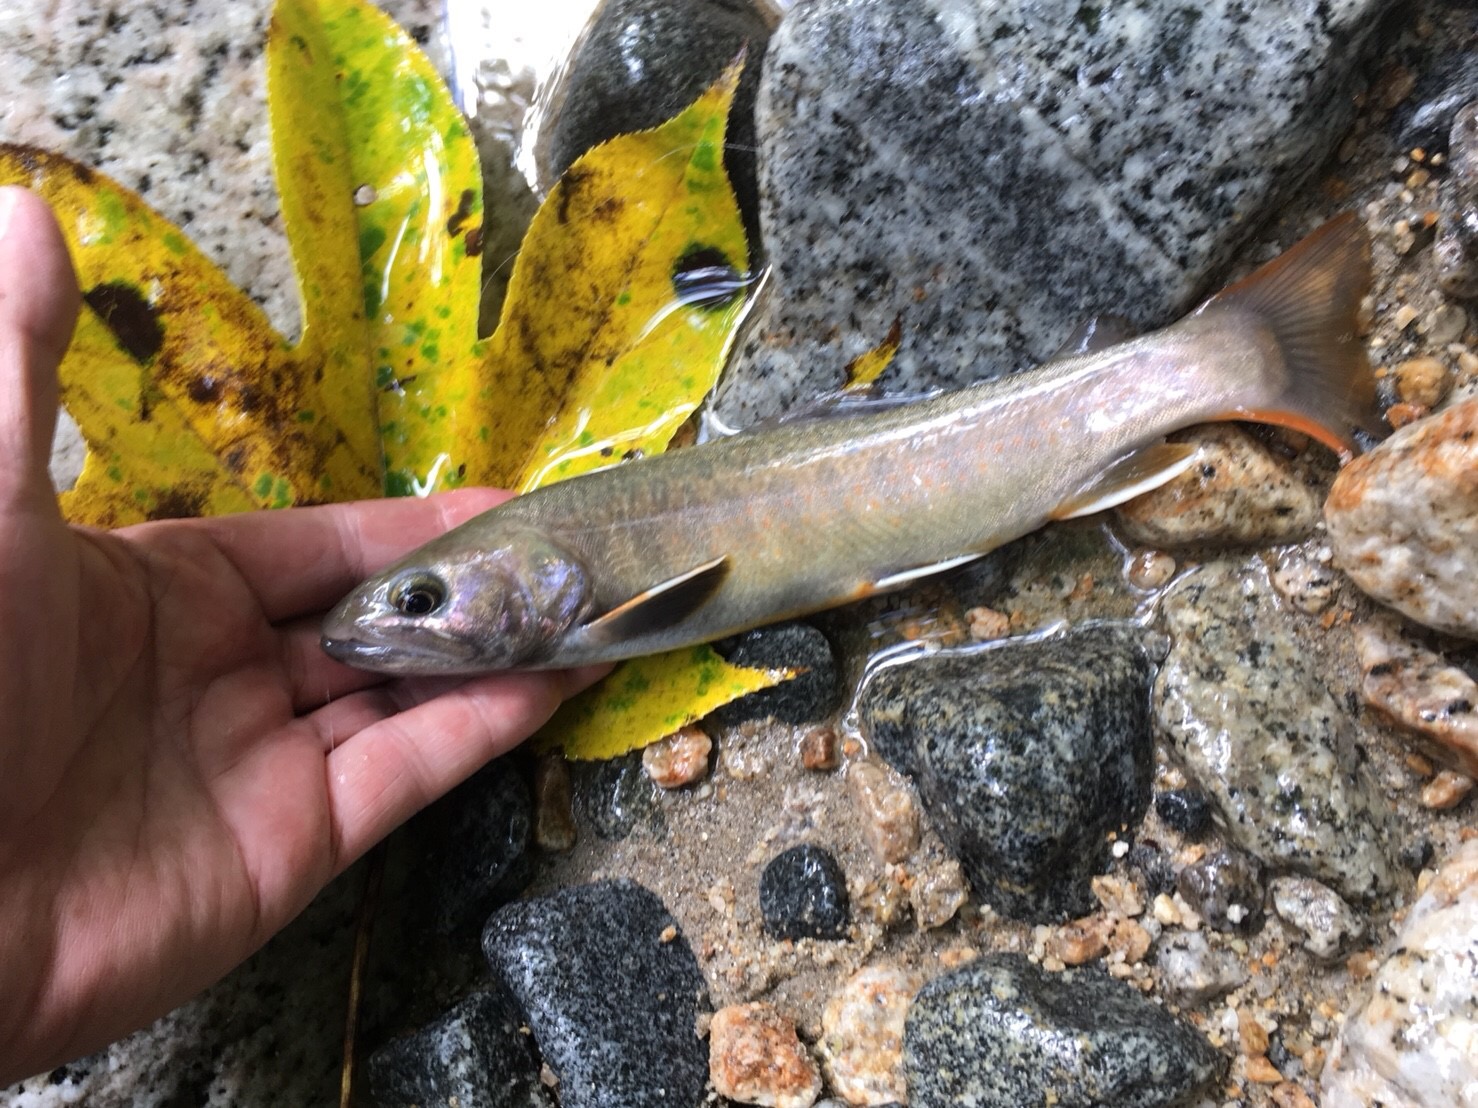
<box><xmin>844</xmin><ymin>316</ymin><xmax>903</xmax><ymax>389</ymax></box>
<box><xmin>536</xmin><ymin>646</ymin><xmax>791</xmax><ymax>761</ymax></box>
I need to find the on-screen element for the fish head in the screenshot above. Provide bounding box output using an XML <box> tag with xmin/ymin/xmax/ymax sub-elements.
<box><xmin>320</xmin><ymin>526</ymin><xmax>597</xmax><ymax>674</ymax></box>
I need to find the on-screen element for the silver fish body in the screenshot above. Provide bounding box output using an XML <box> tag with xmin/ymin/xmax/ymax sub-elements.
<box><xmin>322</xmin><ymin>215</ymin><xmax>1374</xmax><ymax>674</ymax></box>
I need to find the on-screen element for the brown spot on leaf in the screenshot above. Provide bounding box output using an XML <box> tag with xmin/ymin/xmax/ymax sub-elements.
<box><xmin>188</xmin><ymin>374</ymin><xmax>223</xmax><ymax>403</ymax></box>
<box><xmin>556</xmin><ymin>168</ymin><xmax>589</xmax><ymax>224</ymax></box>
<box><xmin>446</xmin><ymin>189</ymin><xmax>475</xmax><ymax>237</ymax></box>
<box><xmin>148</xmin><ymin>486</ymin><xmax>206</xmax><ymax>520</ymax></box>
<box><xmin>84</xmin><ymin>281</ymin><xmax>164</xmax><ymax>363</ymax></box>
<box><xmin>464</xmin><ymin>224</ymin><xmax>484</xmax><ymax>257</ymax></box>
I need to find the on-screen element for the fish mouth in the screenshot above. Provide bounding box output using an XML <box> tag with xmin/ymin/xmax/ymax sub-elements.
<box><xmin>320</xmin><ymin>634</ymin><xmax>482</xmax><ymax>675</ymax></box>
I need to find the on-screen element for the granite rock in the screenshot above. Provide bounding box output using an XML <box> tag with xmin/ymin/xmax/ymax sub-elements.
<box><xmin>1322</xmin><ymin>840</ymin><xmax>1478</xmax><ymax>1107</ymax></box>
<box><xmin>715</xmin><ymin>0</ymin><xmax>1393</xmax><ymax>425</ymax></box>
<box><xmin>760</xmin><ymin>844</ymin><xmax>851</xmax><ymax>940</ymax></box>
<box><xmin>708</xmin><ymin>1002</ymin><xmax>822</xmax><ymax>1108</ymax></box>
<box><xmin>1154</xmin><ymin>561</ymin><xmax>1399</xmax><ymax>901</ymax></box>
<box><xmin>482</xmin><ymin>880</ymin><xmax>709</xmax><ymax>1108</ymax></box>
<box><xmin>1270</xmin><ymin>876</ymin><xmax>1364</xmax><ymax>961</ymax></box>
<box><xmin>1154</xmin><ymin>787</ymin><xmax>1215</xmax><ymax>840</ymax></box>
<box><xmin>860</xmin><ymin>624</ymin><xmax>1155</xmax><ymax>921</ymax></box>
<box><xmin>1432</xmin><ymin>91</ymin><xmax>1478</xmax><ymax>300</ymax></box>
<box><xmin>903</xmin><ymin>954</ymin><xmax>1223</xmax><ymax>1108</ymax></box>
<box><xmin>367</xmin><ymin>989</ymin><xmax>553</xmax><ymax>1108</ymax></box>
<box><xmin>573</xmin><ymin>749</ymin><xmax>663</xmax><ymax>840</ymax></box>
<box><xmin>711</xmin><ymin>622</ymin><xmax>841</xmax><ymax>728</ymax></box>
<box><xmin>541</xmin><ymin>0</ymin><xmax>771</xmax><ymax>244</ymax></box>
<box><xmin>1155</xmin><ymin>931</ymin><xmax>1248</xmax><ymax>1005</ymax></box>
<box><xmin>1326</xmin><ymin>397</ymin><xmax>1478</xmax><ymax>638</ymax></box>
<box><xmin>817</xmin><ymin>965</ymin><xmax>920</xmax><ymax>1106</ymax></box>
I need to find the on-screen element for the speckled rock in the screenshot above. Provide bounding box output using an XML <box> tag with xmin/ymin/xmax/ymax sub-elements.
<box><xmin>1322</xmin><ymin>840</ymin><xmax>1478</xmax><ymax>1107</ymax></box>
<box><xmin>1436</xmin><ymin>99</ymin><xmax>1478</xmax><ymax>300</ymax></box>
<box><xmin>1156</xmin><ymin>932</ymin><xmax>1248</xmax><ymax>1005</ymax></box>
<box><xmin>1354</xmin><ymin>616</ymin><xmax>1478</xmax><ymax>777</ymax></box>
<box><xmin>1176</xmin><ymin>850</ymin><xmax>1266</xmax><ymax>933</ymax></box>
<box><xmin>817</xmin><ymin>965</ymin><xmax>921</xmax><ymax>1106</ymax></box>
<box><xmin>541</xmin><ymin>0</ymin><xmax>771</xmax><ymax>243</ymax></box>
<box><xmin>1270</xmin><ymin>876</ymin><xmax>1363</xmax><ymax>961</ymax></box>
<box><xmin>760</xmin><ymin>844</ymin><xmax>851</xmax><ymax>940</ymax></box>
<box><xmin>860</xmin><ymin>624</ymin><xmax>1155</xmax><ymax>921</ymax></box>
<box><xmin>711</xmin><ymin>622</ymin><xmax>841</xmax><ymax>728</ymax></box>
<box><xmin>1154</xmin><ymin>561</ymin><xmax>1398</xmax><ymax>901</ymax></box>
<box><xmin>1114</xmin><ymin>426</ymin><xmax>1322</xmax><ymax>547</ymax></box>
<box><xmin>573</xmin><ymin>749</ymin><xmax>662</xmax><ymax>841</ymax></box>
<box><xmin>709</xmin><ymin>1002</ymin><xmax>821</xmax><ymax>1108</ymax></box>
<box><xmin>1154</xmin><ymin>788</ymin><xmax>1215</xmax><ymax>840</ymax></box>
<box><xmin>367</xmin><ymin>990</ymin><xmax>552</xmax><ymax>1108</ymax></box>
<box><xmin>1326</xmin><ymin>396</ymin><xmax>1478</xmax><ymax>638</ymax></box>
<box><xmin>713</xmin><ymin>0</ymin><xmax>1393</xmax><ymax>424</ymax></box>
<box><xmin>904</xmin><ymin>954</ymin><xmax>1223</xmax><ymax>1108</ymax></box>
<box><xmin>482</xmin><ymin>880</ymin><xmax>709</xmax><ymax>1108</ymax></box>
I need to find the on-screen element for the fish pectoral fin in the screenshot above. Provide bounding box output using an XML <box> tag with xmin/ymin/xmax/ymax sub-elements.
<box><xmin>580</xmin><ymin>556</ymin><xmax>731</xmax><ymax>644</ymax></box>
<box><xmin>871</xmin><ymin>553</ymin><xmax>983</xmax><ymax>592</ymax></box>
<box><xmin>1049</xmin><ymin>442</ymin><xmax>1201</xmax><ymax>521</ymax></box>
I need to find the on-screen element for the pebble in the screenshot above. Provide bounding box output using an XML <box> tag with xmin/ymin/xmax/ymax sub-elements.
<box><xmin>1176</xmin><ymin>850</ymin><xmax>1266</xmax><ymax>933</ymax></box>
<box><xmin>965</xmin><ymin>605</ymin><xmax>1011</xmax><ymax>641</ymax></box>
<box><xmin>1270</xmin><ymin>876</ymin><xmax>1363</xmax><ymax>961</ymax></box>
<box><xmin>708</xmin><ymin>1003</ymin><xmax>822</xmax><ymax>1108</ymax></box>
<box><xmin>1326</xmin><ymin>396</ymin><xmax>1478</xmax><ymax>639</ymax></box>
<box><xmin>1154</xmin><ymin>561</ymin><xmax>1398</xmax><ymax>901</ymax></box>
<box><xmin>860</xmin><ymin>624</ymin><xmax>1155</xmax><ymax>921</ymax></box>
<box><xmin>817</xmin><ymin>965</ymin><xmax>921</xmax><ymax>1106</ymax></box>
<box><xmin>1127</xmin><ymin>549</ymin><xmax>1177</xmax><ymax>591</ymax></box>
<box><xmin>908</xmin><ymin>847</ymin><xmax>969</xmax><ymax>931</ymax></box>
<box><xmin>1113</xmin><ymin>426</ymin><xmax>1321</xmax><ymax>548</ymax></box>
<box><xmin>1420</xmin><ymin>768</ymin><xmax>1475</xmax><ymax>810</ymax></box>
<box><xmin>713</xmin><ymin>0</ymin><xmax>1392</xmax><ymax>425</ymax></box>
<box><xmin>846</xmin><ymin>761</ymin><xmax>920</xmax><ymax>864</ymax></box>
<box><xmin>533</xmin><ymin>755</ymin><xmax>577</xmax><ymax>852</ymax></box>
<box><xmin>1322</xmin><ymin>840</ymin><xmax>1478</xmax><ymax>1107</ymax></box>
<box><xmin>367</xmin><ymin>989</ymin><xmax>552</xmax><ymax>1108</ymax></box>
<box><xmin>798</xmin><ymin>725</ymin><xmax>841</xmax><ymax>771</ymax></box>
<box><xmin>1353</xmin><ymin>617</ymin><xmax>1478</xmax><ymax>778</ymax></box>
<box><xmin>1427</xmin><ymin>304</ymin><xmax>1469</xmax><ymax>345</ymax></box>
<box><xmin>1269</xmin><ymin>546</ymin><xmax>1339</xmax><ymax>615</ymax></box>
<box><xmin>1393</xmin><ymin>356</ymin><xmax>1452</xmax><ymax>408</ymax></box>
<box><xmin>1156</xmin><ymin>931</ymin><xmax>1248</xmax><ymax>1005</ymax></box>
<box><xmin>903</xmin><ymin>954</ymin><xmax>1223</xmax><ymax>1108</ymax></box>
<box><xmin>711</xmin><ymin>622</ymin><xmax>842</xmax><ymax>728</ymax></box>
<box><xmin>1436</xmin><ymin>100</ymin><xmax>1478</xmax><ymax>300</ymax></box>
<box><xmin>482</xmin><ymin>880</ymin><xmax>710</xmax><ymax>1108</ymax></box>
<box><xmin>1154</xmin><ymin>788</ymin><xmax>1214</xmax><ymax>840</ymax></box>
<box><xmin>760</xmin><ymin>844</ymin><xmax>852</xmax><ymax>941</ymax></box>
<box><xmin>573</xmin><ymin>750</ymin><xmax>661</xmax><ymax>841</ymax></box>
<box><xmin>641</xmin><ymin>725</ymin><xmax>713</xmax><ymax>789</ymax></box>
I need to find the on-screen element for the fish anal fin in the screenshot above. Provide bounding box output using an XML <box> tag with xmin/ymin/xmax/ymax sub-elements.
<box><xmin>582</xmin><ymin>556</ymin><xmax>730</xmax><ymax>644</ymax></box>
<box><xmin>1208</xmin><ymin>406</ymin><xmax>1353</xmax><ymax>460</ymax></box>
<box><xmin>1050</xmin><ymin>443</ymin><xmax>1201</xmax><ymax>521</ymax></box>
<box><xmin>871</xmin><ymin>552</ymin><xmax>982</xmax><ymax>593</ymax></box>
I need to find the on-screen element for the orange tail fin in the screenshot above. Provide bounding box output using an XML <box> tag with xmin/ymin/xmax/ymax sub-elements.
<box><xmin>1199</xmin><ymin>213</ymin><xmax>1377</xmax><ymax>462</ymax></box>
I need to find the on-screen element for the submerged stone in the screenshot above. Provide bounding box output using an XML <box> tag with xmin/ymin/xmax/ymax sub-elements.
<box><xmin>760</xmin><ymin>844</ymin><xmax>852</xmax><ymax>940</ymax></box>
<box><xmin>859</xmin><ymin>623</ymin><xmax>1155</xmax><ymax>921</ymax></box>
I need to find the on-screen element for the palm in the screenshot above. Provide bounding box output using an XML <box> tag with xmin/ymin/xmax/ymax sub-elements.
<box><xmin>0</xmin><ymin>187</ymin><xmax>601</xmax><ymax>1082</ymax></box>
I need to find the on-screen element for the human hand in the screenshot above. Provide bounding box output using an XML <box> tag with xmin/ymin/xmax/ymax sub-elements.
<box><xmin>0</xmin><ymin>186</ymin><xmax>607</xmax><ymax>1084</ymax></box>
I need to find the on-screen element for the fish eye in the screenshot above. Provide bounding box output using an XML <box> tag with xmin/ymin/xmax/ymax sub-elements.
<box><xmin>389</xmin><ymin>573</ymin><xmax>446</xmax><ymax>617</ymax></box>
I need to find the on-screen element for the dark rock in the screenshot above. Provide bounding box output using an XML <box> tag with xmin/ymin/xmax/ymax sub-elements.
<box><xmin>1126</xmin><ymin>843</ymin><xmax>1177</xmax><ymax>898</ymax></box>
<box><xmin>715</xmin><ymin>0</ymin><xmax>1394</xmax><ymax>425</ymax></box>
<box><xmin>483</xmin><ymin>880</ymin><xmax>710</xmax><ymax>1108</ymax></box>
<box><xmin>1155</xmin><ymin>788</ymin><xmax>1214</xmax><ymax>840</ymax></box>
<box><xmin>710</xmin><ymin>621</ymin><xmax>841</xmax><ymax>728</ymax></box>
<box><xmin>573</xmin><ymin>749</ymin><xmax>662</xmax><ymax>841</ymax></box>
<box><xmin>1177</xmin><ymin>850</ymin><xmax>1266</xmax><ymax>933</ymax></box>
<box><xmin>759</xmin><ymin>844</ymin><xmax>851</xmax><ymax>940</ymax></box>
<box><xmin>543</xmin><ymin>0</ymin><xmax>773</xmax><ymax>245</ymax></box>
<box><xmin>367</xmin><ymin>989</ymin><xmax>553</xmax><ymax>1108</ymax></box>
<box><xmin>904</xmin><ymin>953</ymin><xmax>1224</xmax><ymax>1108</ymax></box>
<box><xmin>1395</xmin><ymin>36</ymin><xmax>1478</xmax><ymax>158</ymax></box>
<box><xmin>859</xmin><ymin>624</ymin><xmax>1156</xmax><ymax>921</ymax></box>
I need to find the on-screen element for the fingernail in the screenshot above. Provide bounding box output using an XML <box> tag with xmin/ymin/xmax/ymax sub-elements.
<box><xmin>0</xmin><ymin>188</ymin><xmax>20</xmax><ymax>244</ymax></box>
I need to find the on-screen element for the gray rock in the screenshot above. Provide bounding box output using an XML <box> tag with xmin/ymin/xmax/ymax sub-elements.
<box><xmin>367</xmin><ymin>990</ymin><xmax>553</xmax><ymax>1108</ymax></box>
<box><xmin>1154</xmin><ymin>560</ymin><xmax>1399</xmax><ymax>901</ymax></box>
<box><xmin>711</xmin><ymin>621</ymin><xmax>841</xmax><ymax>727</ymax></box>
<box><xmin>1270</xmin><ymin>876</ymin><xmax>1364</xmax><ymax>961</ymax></box>
<box><xmin>759</xmin><ymin>843</ymin><xmax>852</xmax><ymax>940</ymax></box>
<box><xmin>542</xmin><ymin>0</ymin><xmax>772</xmax><ymax>244</ymax></box>
<box><xmin>573</xmin><ymin>749</ymin><xmax>663</xmax><ymax>841</ymax></box>
<box><xmin>1156</xmin><ymin>932</ymin><xmax>1248</xmax><ymax>1005</ymax></box>
<box><xmin>1176</xmin><ymin>850</ymin><xmax>1266</xmax><ymax>933</ymax></box>
<box><xmin>715</xmin><ymin>0</ymin><xmax>1393</xmax><ymax>425</ymax></box>
<box><xmin>482</xmin><ymin>880</ymin><xmax>710</xmax><ymax>1108</ymax></box>
<box><xmin>860</xmin><ymin>624</ymin><xmax>1155</xmax><ymax>921</ymax></box>
<box><xmin>904</xmin><ymin>954</ymin><xmax>1223</xmax><ymax>1108</ymax></box>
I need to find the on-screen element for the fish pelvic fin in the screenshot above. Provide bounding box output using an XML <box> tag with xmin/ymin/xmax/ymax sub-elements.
<box><xmin>1199</xmin><ymin>212</ymin><xmax>1377</xmax><ymax>463</ymax></box>
<box><xmin>1050</xmin><ymin>442</ymin><xmax>1202</xmax><ymax>520</ymax></box>
<box><xmin>581</xmin><ymin>556</ymin><xmax>731</xmax><ymax>646</ymax></box>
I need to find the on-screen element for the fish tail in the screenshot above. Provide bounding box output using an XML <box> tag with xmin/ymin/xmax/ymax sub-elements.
<box><xmin>1200</xmin><ymin>212</ymin><xmax>1378</xmax><ymax>461</ymax></box>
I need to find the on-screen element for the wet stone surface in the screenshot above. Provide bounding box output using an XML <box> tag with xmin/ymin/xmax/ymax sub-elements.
<box><xmin>716</xmin><ymin>0</ymin><xmax>1394</xmax><ymax>425</ymax></box>
<box><xmin>903</xmin><ymin>953</ymin><xmax>1223</xmax><ymax>1108</ymax></box>
<box><xmin>759</xmin><ymin>844</ymin><xmax>851</xmax><ymax>941</ymax></box>
<box><xmin>1154</xmin><ymin>560</ymin><xmax>1400</xmax><ymax>901</ymax></box>
<box><xmin>482</xmin><ymin>880</ymin><xmax>709</xmax><ymax>1108</ymax></box>
<box><xmin>711</xmin><ymin>622</ymin><xmax>841</xmax><ymax>728</ymax></box>
<box><xmin>860</xmin><ymin>623</ymin><xmax>1156</xmax><ymax>921</ymax></box>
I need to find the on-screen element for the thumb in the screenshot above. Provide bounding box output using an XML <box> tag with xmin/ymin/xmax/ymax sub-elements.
<box><xmin>0</xmin><ymin>186</ymin><xmax>81</xmax><ymax>510</ymax></box>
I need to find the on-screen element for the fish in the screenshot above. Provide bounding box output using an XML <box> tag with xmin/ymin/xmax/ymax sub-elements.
<box><xmin>321</xmin><ymin>214</ymin><xmax>1376</xmax><ymax>675</ymax></box>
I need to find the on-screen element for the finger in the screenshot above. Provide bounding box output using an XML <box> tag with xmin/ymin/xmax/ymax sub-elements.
<box><xmin>320</xmin><ymin>665</ymin><xmax>608</xmax><ymax>869</ymax></box>
<box><xmin>279</xmin><ymin>618</ymin><xmax>388</xmax><ymax>713</ymax></box>
<box><xmin>0</xmin><ymin>187</ymin><xmax>81</xmax><ymax>510</ymax></box>
<box><xmin>156</xmin><ymin>486</ymin><xmax>513</xmax><ymax>623</ymax></box>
